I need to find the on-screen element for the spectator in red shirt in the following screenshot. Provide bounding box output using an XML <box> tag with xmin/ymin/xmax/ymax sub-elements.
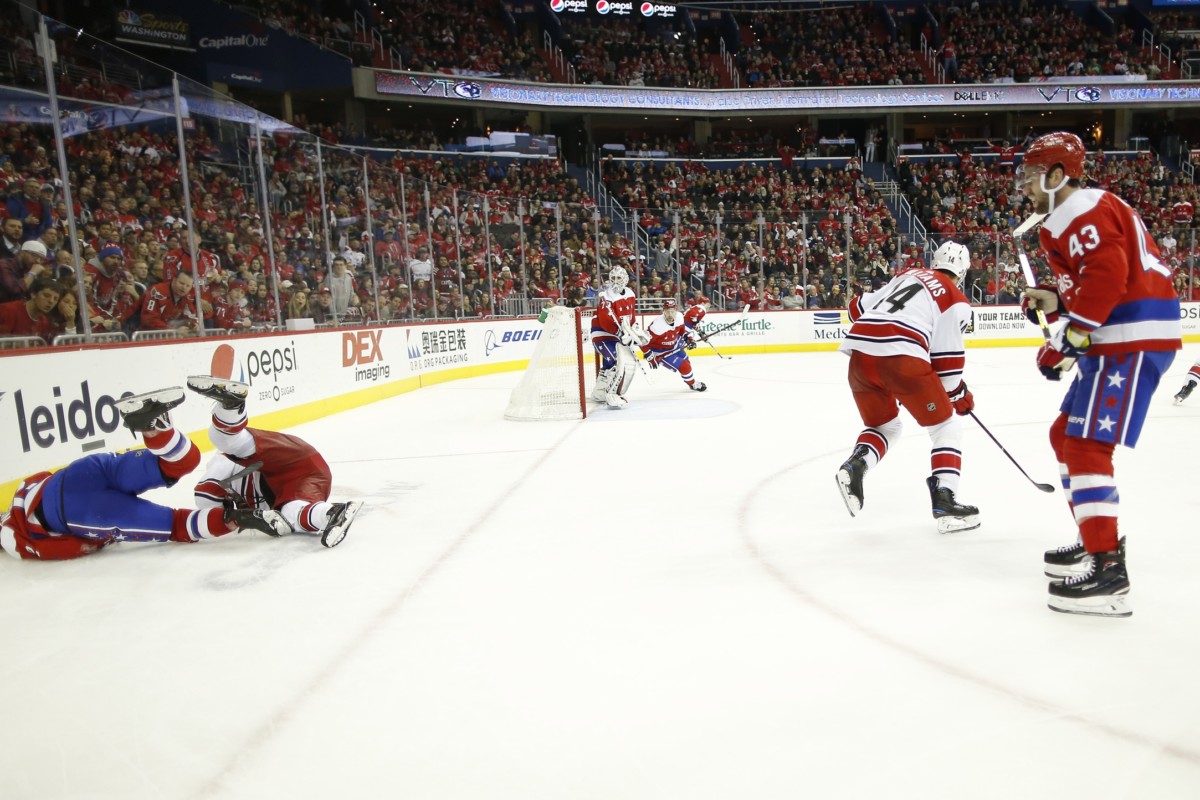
<box><xmin>0</xmin><ymin>277</ymin><xmax>62</xmax><ymax>339</ymax></box>
<box><xmin>139</xmin><ymin>270</ymin><xmax>199</xmax><ymax>333</ymax></box>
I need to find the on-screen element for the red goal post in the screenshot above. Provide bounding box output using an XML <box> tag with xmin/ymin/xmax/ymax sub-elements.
<box><xmin>504</xmin><ymin>306</ymin><xmax>598</xmax><ymax>421</ymax></box>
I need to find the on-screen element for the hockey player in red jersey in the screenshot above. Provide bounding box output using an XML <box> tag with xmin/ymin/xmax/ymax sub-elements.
<box><xmin>0</xmin><ymin>387</ymin><xmax>287</xmax><ymax>560</ymax></box>
<box><xmin>187</xmin><ymin>376</ymin><xmax>361</xmax><ymax>548</ymax></box>
<box><xmin>1018</xmin><ymin>131</ymin><xmax>1181</xmax><ymax>617</ymax></box>
<box><xmin>641</xmin><ymin>299</ymin><xmax>706</xmax><ymax>391</ymax></box>
<box><xmin>590</xmin><ymin>266</ymin><xmax>645</xmax><ymax>409</ymax></box>
<box><xmin>835</xmin><ymin>240</ymin><xmax>980</xmax><ymax>534</ymax></box>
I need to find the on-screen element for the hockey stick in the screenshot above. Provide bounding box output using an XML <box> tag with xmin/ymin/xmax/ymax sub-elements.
<box><xmin>215</xmin><ymin>461</ymin><xmax>263</xmax><ymax>509</ymax></box>
<box><xmin>1013</xmin><ymin>213</ymin><xmax>1051</xmax><ymax>343</ymax></box>
<box><xmin>967</xmin><ymin>412</ymin><xmax>1055</xmax><ymax>493</ymax></box>
<box><xmin>701</xmin><ymin>338</ymin><xmax>731</xmax><ymax>360</ymax></box>
<box><xmin>697</xmin><ymin>303</ymin><xmax>751</xmax><ymax>343</ymax></box>
<box><xmin>619</xmin><ymin>340</ymin><xmax>657</xmax><ymax>386</ymax></box>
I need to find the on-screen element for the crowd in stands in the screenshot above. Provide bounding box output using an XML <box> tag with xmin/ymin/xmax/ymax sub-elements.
<box><xmin>3</xmin><ymin>4</ymin><xmax>1200</xmax><ymax>351</ymax></box>
<box><xmin>558</xmin><ymin>17</ymin><xmax>721</xmax><ymax>88</ymax></box>
<box><xmin>1150</xmin><ymin>8</ymin><xmax>1200</xmax><ymax>70</ymax></box>
<box><xmin>739</xmin><ymin>3</ymin><xmax>928</xmax><ymax>88</ymax></box>
<box><xmin>365</xmin><ymin>0</ymin><xmax>550</xmax><ymax>80</ymax></box>
<box><xmin>600</xmin><ymin>156</ymin><xmax>919</xmax><ymax>310</ymax></box>
<box><xmin>929</xmin><ymin>0</ymin><xmax>1162</xmax><ymax>83</ymax></box>
<box><xmin>246</xmin><ymin>0</ymin><xmax>375</xmax><ymax>65</ymax></box>
<box><xmin>145</xmin><ymin>0</ymin><xmax>1182</xmax><ymax>90</ymax></box>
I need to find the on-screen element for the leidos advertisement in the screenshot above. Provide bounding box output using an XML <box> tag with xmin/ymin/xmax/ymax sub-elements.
<box><xmin>0</xmin><ymin>319</ymin><xmax>545</xmax><ymax>489</ymax></box>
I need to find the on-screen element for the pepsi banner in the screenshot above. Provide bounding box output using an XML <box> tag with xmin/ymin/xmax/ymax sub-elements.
<box><xmin>548</xmin><ymin>0</ymin><xmax>677</xmax><ymax>19</ymax></box>
<box><xmin>374</xmin><ymin>70</ymin><xmax>1200</xmax><ymax>112</ymax></box>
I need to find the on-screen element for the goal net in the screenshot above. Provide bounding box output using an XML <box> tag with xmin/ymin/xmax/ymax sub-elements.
<box><xmin>504</xmin><ymin>306</ymin><xmax>597</xmax><ymax>421</ymax></box>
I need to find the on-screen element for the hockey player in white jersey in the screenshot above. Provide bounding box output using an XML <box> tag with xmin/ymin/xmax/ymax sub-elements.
<box><xmin>590</xmin><ymin>266</ymin><xmax>645</xmax><ymax>409</ymax></box>
<box><xmin>835</xmin><ymin>241</ymin><xmax>980</xmax><ymax>533</ymax></box>
<box><xmin>641</xmin><ymin>299</ymin><xmax>706</xmax><ymax>391</ymax></box>
<box><xmin>1174</xmin><ymin>359</ymin><xmax>1200</xmax><ymax>404</ymax></box>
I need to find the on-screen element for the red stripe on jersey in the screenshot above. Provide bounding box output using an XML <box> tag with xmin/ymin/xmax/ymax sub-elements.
<box><xmin>194</xmin><ymin>480</ymin><xmax>227</xmax><ymax>503</ymax></box>
<box><xmin>930</xmin><ymin>351</ymin><xmax>965</xmax><ymax>378</ymax></box>
<box><xmin>848</xmin><ymin>295</ymin><xmax>864</xmax><ymax>322</ymax></box>
<box><xmin>848</xmin><ymin>319</ymin><xmax>930</xmax><ymax>350</ymax></box>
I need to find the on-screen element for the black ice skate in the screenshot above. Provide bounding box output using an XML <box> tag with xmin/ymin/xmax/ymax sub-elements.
<box><xmin>689</xmin><ymin>381</ymin><xmax>707</xmax><ymax>392</ymax></box>
<box><xmin>224</xmin><ymin>507</ymin><xmax>291</xmax><ymax>537</ymax></box>
<box><xmin>116</xmin><ymin>387</ymin><xmax>186</xmax><ymax>432</ymax></box>
<box><xmin>1044</xmin><ymin>536</ymin><xmax>1125</xmax><ymax>579</ymax></box>
<box><xmin>1047</xmin><ymin>549</ymin><xmax>1131</xmax><ymax>618</ymax></box>
<box><xmin>926</xmin><ymin>476</ymin><xmax>980</xmax><ymax>533</ymax></box>
<box><xmin>1175</xmin><ymin>380</ymin><xmax>1196</xmax><ymax>404</ymax></box>
<box><xmin>836</xmin><ymin>445</ymin><xmax>869</xmax><ymax>517</ymax></box>
<box><xmin>320</xmin><ymin>501</ymin><xmax>362</xmax><ymax>548</ymax></box>
<box><xmin>187</xmin><ymin>375</ymin><xmax>249</xmax><ymax>411</ymax></box>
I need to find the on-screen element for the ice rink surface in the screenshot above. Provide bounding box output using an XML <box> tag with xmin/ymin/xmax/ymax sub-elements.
<box><xmin>3</xmin><ymin>344</ymin><xmax>1199</xmax><ymax>800</ymax></box>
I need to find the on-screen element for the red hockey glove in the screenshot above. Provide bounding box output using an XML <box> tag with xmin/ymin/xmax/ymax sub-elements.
<box><xmin>948</xmin><ymin>381</ymin><xmax>975</xmax><ymax>416</ymax></box>
<box><xmin>1021</xmin><ymin>286</ymin><xmax>1061</xmax><ymax>326</ymax></box>
<box><xmin>645</xmin><ymin>353</ymin><xmax>660</xmax><ymax>369</ymax></box>
<box><xmin>1036</xmin><ymin>325</ymin><xmax>1090</xmax><ymax>381</ymax></box>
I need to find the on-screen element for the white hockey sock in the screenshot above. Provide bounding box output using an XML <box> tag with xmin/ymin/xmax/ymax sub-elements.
<box><xmin>857</xmin><ymin>417</ymin><xmax>903</xmax><ymax>468</ymax></box>
<box><xmin>282</xmin><ymin>499</ymin><xmax>331</xmax><ymax>533</ymax></box>
<box><xmin>928</xmin><ymin>415</ymin><xmax>964</xmax><ymax>493</ymax></box>
<box><xmin>210</xmin><ymin>405</ymin><xmax>256</xmax><ymax>458</ymax></box>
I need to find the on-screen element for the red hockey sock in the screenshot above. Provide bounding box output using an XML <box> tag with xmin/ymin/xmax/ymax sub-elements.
<box><xmin>1061</xmin><ymin>435</ymin><xmax>1120</xmax><ymax>553</ymax></box>
<box><xmin>168</xmin><ymin>508</ymin><xmax>234</xmax><ymax>543</ymax></box>
<box><xmin>143</xmin><ymin>428</ymin><xmax>200</xmax><ymax>481</ymax></box>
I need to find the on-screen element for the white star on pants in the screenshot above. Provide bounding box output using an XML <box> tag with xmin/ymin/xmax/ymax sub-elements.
<box><xmin>1097</xmin><ymin>415</ymin><xmax>1116</xmax><ymax>432</ymax></box>
<box><xmin>1106</xmin><ymin>372</ymin><xmax>1126</xmax><ymax>388</ymax></box>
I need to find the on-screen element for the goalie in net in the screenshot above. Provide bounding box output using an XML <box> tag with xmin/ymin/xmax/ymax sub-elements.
<box><xmin>505</xmin><ymin>266</ymin><xmax>643</xmax><ymax>420</ymax></box>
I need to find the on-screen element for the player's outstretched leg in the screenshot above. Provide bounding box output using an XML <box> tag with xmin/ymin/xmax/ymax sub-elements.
<box><xmin>1047</xmin><ymin>548</ymin><xmax>1131</xmax><ymax>617</ymax></box>
<box><xmin>188</xmin><ymin>375</ymin><xmax>249</xmax><ymax>411</ymax></box>
<box><xmin>117</xmin><ymin>387</ymin><xmax>186</xmax><ymax>432</ymax></box>
<box><xmin>835</xmin><ymin>444</ymin><xmax>869</xmax><ymax>517</ymax></box>
<box><xmin>1175</xmin><ymin>379</ymin><xmax>1196</xmax><ymax>404</ymax></box>
<box><xmin>1044</xmin><ymin>536</ymin><xmax>1125</xmax><ymax>578</ymax></box>
<box><xmin>320</xmin><ymin>501</ymin><xmax>362</xmax><ymax>548</ymax></box>
<box><xmin>225</xmin><ymin>507</ymin><xmax>291</xmax><ymax>537</ymax></box>
<box><xmin>926</xmin><ymin>476</ymin><xmax>980</xmax><ymax>533</ymax></box>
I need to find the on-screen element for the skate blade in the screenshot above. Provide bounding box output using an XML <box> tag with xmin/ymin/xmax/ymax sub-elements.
<box><xmin>1047</xmin><ymin>593</ymin><xmax>1132</xmax><ymax>618</ymax></box>
<box><xmin>835</xmin><ymin>470</ymin><xmax>861</xmax><ymax>517</ymax></box>
<box><xmin>115</xmin><ymin>387</ymin><xmax>186</xmax><ymax>413</ymax></box>
<box><xmin>936</xmin><ymin>514</ymin><xmax>980</xmax><ymax>534</ymax></box>
<box><xmin>322</xmin><ymin>501</ymin><xmax>362</xmax><ymax>548</ymax></box>
<box><xmin>187</xmin><ymin>375</ymin><xmax>250</xmax><ymax>394</ymax></box>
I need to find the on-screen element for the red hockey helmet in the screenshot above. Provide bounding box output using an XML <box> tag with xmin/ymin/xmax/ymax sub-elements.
<box><xmin>662</xmin><ymin>298</ymin><xmax>678</xmax><ymax>310</ymax></box>
<box><xmin>1020</xmin><ymin>132</ymin><xmax>1086</xmax><ymax>181</ymax></box>
<box><xmin>684</xmin><ymin>305</ymin><xmax>706</xmax><ymax>326</ymax></box>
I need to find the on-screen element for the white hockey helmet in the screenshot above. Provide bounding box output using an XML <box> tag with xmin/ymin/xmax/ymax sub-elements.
<box><xmin>930</xmin><ymin>241</ymin><xmax>970</xmax><ymax>283</ymax></box>
<box><xmin>608</xmin><ymin>266</ymin><xmax>629</xmax><ymax>289</ymax></box>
